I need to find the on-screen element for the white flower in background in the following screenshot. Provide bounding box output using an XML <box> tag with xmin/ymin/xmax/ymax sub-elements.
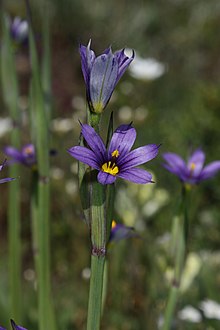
<box><xmin>65</xmin><ymin>179</ymin><xmax>78</xmax><ymax>196</ymax></box>
<box><xmin>178</xmin><ymin>306</ymin><xmax>202</xmax><ymax>323</ymax></box>
<box><xmin>200</xmin><ymin>299</ymin><xmax>220</xmax><ymax>320</ymax></box>
<box><xmin>129</xmin><ymin>54</ymin><xmax>166</xmax><ymax>80</ymax></box>
<box><xmin>0</xmin><ymin>117</ymin><xmax>12</xmax><ymax>137</ymax></box>
<box><xmin>50</xmin><ymin>167</ymin><xmax>64</xmax><ymax>180</ymax></box>
<box><xmin>51</xmin><ymin>117</ymin><xmax>75</xmax><ymax>133</ymax></box>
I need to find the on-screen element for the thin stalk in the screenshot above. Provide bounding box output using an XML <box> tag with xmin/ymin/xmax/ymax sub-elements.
<box><xmin>30</xmin><ymin>170</ymin><xmax>39</xmax><ymax>280</ymax></box>
<box><xmin>86</xmin><ymin>111</ymin><xmax>107</xmax><ymax>330</ymax></box>
<box><xmin>162</xmin><ymin>185</ymin><xmax>190</xmax><ymax>330</ymax></box>
<box><xmin>41</xmin><ymin>0</ymin><xmax>52</xmax><ymax>124</ymax></box>
<box><xmin>25</xmin><ymin>2</ymin><xmax>54</xmax><ymax>329</ymax></box>
<box><xmin>0</xmin><ymin>11</ymin><xmax>22</xmax><ymax>322</ymax></box>
<box><xmin>87</xmin><ymin>256</ymin><xmax>105</xmax><ymax>330</ymax></box>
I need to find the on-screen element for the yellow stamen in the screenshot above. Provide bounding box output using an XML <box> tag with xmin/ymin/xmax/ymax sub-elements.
<box><xmin>24</xmin><ymin>146</ymin><xmax>34</xmax><ymax>155</ymax></box>
<box><xmin>111</xmin><ymin>220</ymin><xmax>117</xmax><ymax>229</ymax></box>
<box><xmin>101</xmin><ymin>161</ymin><xmax>119</xmax><ymax>175</ymax></box>
<box><xmin>111</xmin><ymin>149</ymin><xmax>119</xmax><ymax>158</ymax></box>
<box><xmin>190</xmin><ymin>162</ymin><xmax>196</xmax><ymax>171</ymax></box>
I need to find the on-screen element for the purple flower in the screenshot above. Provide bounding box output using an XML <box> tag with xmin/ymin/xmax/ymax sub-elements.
<box><xmin>109</xmin><ymin>220</ymin><xmax>137</xmax><ymax>243</ymax></box>
<box><xmin>0</xmin><ymin>160</ymin><xmax>15</xmax><ymax>184</ymax></box>
<box><xmin>4</xmin><ymin>144</ymin><xmax>36</xmax><ymax>168</ymax></box>
<box><xmin>79</xmin><ymin>40</ymin><xmax>134</xmax><ymax>113</ymax></box>
<box><xmin>0</xmin><ymin>320</ymin><xmax>27</xmax><ymax>330</ymax></box>
<box><xmin>162</xmin><ymin>149</ymin><xmax>220</xmax><ymax>184</ymax></box>
<box><xmin>10</xmin><ymin>17</ymin><xmax>28</xmax><ymax>44</ymax></box>
<box><xmin>10</xmin><ymin>320</ymin><xmax>27</xmax><ymax>330</ymax></box>
<box><xmin>68</xmin><ymin>123</ymin><xmax>159</xmax><ymax>185</ymax></box>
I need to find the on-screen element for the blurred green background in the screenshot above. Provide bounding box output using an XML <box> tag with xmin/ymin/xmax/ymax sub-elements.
<box><xmin>1</xmin><ymin>0</ymin><xmax>220</xmax><ymax>329</ymax></box>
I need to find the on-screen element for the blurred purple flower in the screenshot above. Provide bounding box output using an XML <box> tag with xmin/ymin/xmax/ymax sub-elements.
<box><xmin>10</xmin><ymin>17</ymin><xmax>28</xmax><ymax>44</ymax></box>
<box><xmin>0</xmin><ymin>319</ymin><xmax>27</xmax><ymax>330</ymax></box>
<box><xmin>79</xmin><ymin>40</ymin><xmax>134</xmax><ymax>113</ymax></box>
<box><xmin>68</xmin><ymin>123</ymin><xmax>159</xmax><ymax>185</ymax></box>
<box><xmin>4</xmin><ymin>144</ymin><xmax>36</xmax><ymax>168</ymax></box>
<box><xmin>162</xmin><ymin>149</ymin><xmax>220</xmax><ymax>184</ymax></box>
<box><xmin>4</xmin><ymin>144</ymin><xmax>56</xmax><ymax>168</ymax></box>
<box><xmin>109</xmin><ymin>220</ymin><xmax>137</xmax><ymax>243</ymax></box>
<box><xmin>10</xmin><ymin>320</ymin><xmax>27</xmax><ymax>330</ymax></box>
<box><xmin>0</xmin><ymin>159</ymin><xmax>15</xmax><ymax>184</ymax></box>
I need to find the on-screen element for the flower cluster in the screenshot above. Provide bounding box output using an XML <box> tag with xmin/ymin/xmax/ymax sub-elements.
<box><xmin>79</xmin><ymin>40</ymin><xmax>134</xmax><ymax>113</ymax></box>
<box><xmin>162</xmin><ymin>149</ymin><xmax>220</xmax><ymax>184</ymax></box>
<box><xmin>68</xmin><ymin>123</ymin><xmax>159</xmax><ymax>185</ymax></box>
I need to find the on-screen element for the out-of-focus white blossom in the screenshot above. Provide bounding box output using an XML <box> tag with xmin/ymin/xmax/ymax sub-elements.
<box><xmin>51</xmin><ymin>118</ymin><xmax>75</xmax><ymax>133</ymax></box>
<box><xmin>178</xmin><ymin>306</ymin><xmax>201</xmax><ymax>323</ymax></box>
<box><xmin>129</xmin><ymin>54</ymin><xmax>166</xmax><ymax>80</ymax></box>
<box><xmin>0</xmin><ymin>117</ymin><xmax>12</xmax><ymax>137</ymax></box>
<box><xmin>200</xmin><ymin>299</ymin><xmax>220</xmax><ymax>320</ymax></box>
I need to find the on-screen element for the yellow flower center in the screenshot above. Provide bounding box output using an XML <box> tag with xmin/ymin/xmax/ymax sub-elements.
<box><xmin>101</xmin><ymin>161</ymin><xmax>119</xmax><ymax>175</ymax></box>
<box><xmin>24</xmin><ymin>146</ymin><xmax>34</xmax><ymax>156</ymax></box>
<box><xmin>190</xmin><ymin>162</ymin><xmax>196</xmax><ymax>172</ymax></box>
<box><xmin>111</xmin><ymin>149</ymin><xmax>119</xmax><ymax>158</ymax></box>
<box><xmin>111</xmin><ymin>220</ymin><xmax>117</xmax><ymax>229</ymax></box>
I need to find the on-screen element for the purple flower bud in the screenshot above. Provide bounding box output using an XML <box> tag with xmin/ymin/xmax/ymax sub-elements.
<box><xmin>79</xmin><ymin>40</ymin><xmax>134</xmax><ymax>113</ymax></box>
<box><xmin>10</xmin><ymin>17</ymin><xmax>28</xmax><ymax>44</ymax></box>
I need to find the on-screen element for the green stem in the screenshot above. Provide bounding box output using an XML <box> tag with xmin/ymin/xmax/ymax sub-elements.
<box><xmin>162</xmin><ymin>185</ymin><xmax>190</xmax><ymax>330</ymax></box>
<box><xmin>25</xmin><ymin>2</ymin><xmax>54</xmax><ymax>328</ymax></box>
<box><xmin>87</xmin><ymin>256</ymin><xmax>105</xmax><ymax>330</ymax></box>
<box><xmin>8</xmin><ymin>163</ymin><xmax>21</xmax><ymax>323</ymax></box>
<box><xmin>85</xmin><ymin>109</ymin><xmax>108</xmax><ymax>329</ymax></box>
<box><xmin>31</xmin><ymin>170</ymin><xmax>39</xmax><ymax>281</ymax></box>
<box><xmin>0</xmin><ymin>10</ymin><xmax>22</xmax><ymax>322</ymax></box>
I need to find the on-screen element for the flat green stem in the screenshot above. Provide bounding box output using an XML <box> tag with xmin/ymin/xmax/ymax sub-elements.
<box><xmin>87</xmin><ymin>256</ymin><xmax>105</xmax><ymax>330</ymax></box>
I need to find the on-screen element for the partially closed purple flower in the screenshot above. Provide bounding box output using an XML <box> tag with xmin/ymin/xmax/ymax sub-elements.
<box><xmin>0</xmin><ymin>159</ymin><xmax>15</xmax><ymax>184</ymax></box>
<box><xmin>79</xmin><ymin>40</ymin><xmax>134</xmax><ymax>113</ymax></box>
<box><xmin>10</xmin><ymin>17</ymin><xmax>28</xmax><ymax>44</ymax></box>
<box><xmin>4</xmin><ymin>144</ymin><xmax>36</xmax><ymax>168</ymax></box>
<box><xmin>68</xmin><ymin>123</ymin><xmax>159</xmax><ymax>185</ymax></box>
<box><xmin>162</xmin><ymin>149</ymin><xmax>220</xmax><ymax>184</ymax></box>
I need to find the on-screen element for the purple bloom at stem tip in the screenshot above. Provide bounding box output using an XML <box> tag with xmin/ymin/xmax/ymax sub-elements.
<box><xmin>79</xmin><ymin>40</ymin><xmax>134</xmax><ymax>113</ymax></box>
<box><xmin>4</xmin><ymin>144</ymin><xmax>36</xmax><ymax>167</ymax></box>
<box><xmin>68</xmin><ymin>123</ymin><xmax>160</xmax><ymax>185</ymax></box>
<box><xmin>0</xmin><ymin>159</ymin><xmax>15</xmax><ymax>184</ymax></box>
<box><xmin>162</xmin><ymin>149</ymin><xmax>220</xmax><ymax>184</ymax></box>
